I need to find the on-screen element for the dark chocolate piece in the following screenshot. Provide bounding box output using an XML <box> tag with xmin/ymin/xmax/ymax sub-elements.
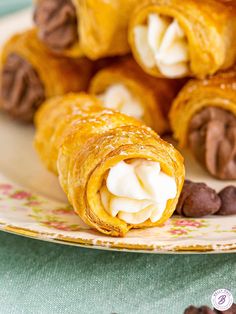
<box><xmin>0</xmin><ymin>53</ymin><xmax>45</xmax><ymax>122</ymax></box>
<box><xmin>218</xmin><ymin>186</ymin><xmax>236</xmax><ymax>215</ymax></box>
<box><xmin>176</xmin><ymin>180</ymin><xmax>221</xmax><ymax>217</ymax></box>
<box><xmin>188</xmin><ymin>107</ymin><xmax>236</xmax><ymax>179</ymax></box>
<box><xmin>34</xmin><ymin>0</ymin><xmax>78</xmax><ymax>51</ymax></box>
<box><xmin>184</xmin><ymin>303</ymin><xmax>236</xmax><ymax>314</ymax></box>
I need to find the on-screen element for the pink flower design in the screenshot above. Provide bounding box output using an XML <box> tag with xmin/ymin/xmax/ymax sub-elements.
<box><xmin>169</xmin><ymin>229</ymin><xmax>188</xmax><ymax>235</ymax></box>
<box><xmin>173</xmin><ymin>219</ymin><xmax>202</xmax><ymax>228</ymax></box>
<box><xmin>42</xmin><ymin>221</ymin><xmax>80</xmax><ymax>231</ymax></box>
<box><xmin>0</xmin><ymin>184</ymin><xmax>13</xmax><ymax>195</ymax></box>
<box><xmin>0</xmin><ymin>184</ymin><xmax>12</xmax><ymax>190</ymax></box>
<box><xmin>2</xmin><ymin>191</ymin><xmax>11</xmax><ymax>195</ymax></box>
<box><xmin>11</xmin><ymin>191</ymin><xmax>32</xmax><ymax>200</ymax></box>
<box><xmin>52</xmin><ymin>208</ymin><xmax>76</xmax><ymax>215</ymax></box>
<box><xmin>25</xmin><ymin>201</ymin><xmax>42</xmax><ymax>207</ymax></box>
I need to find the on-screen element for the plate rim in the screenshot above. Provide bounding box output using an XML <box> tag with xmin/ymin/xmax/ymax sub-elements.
<box><xmin>1</xmin><ymin>220</ymin><xmax>236</xmax><ymax>254</ymax></box>
<box><xmin>0</xmin><ymin>9</ymin><xmax>236</xmax><ymax>255</ymax></box>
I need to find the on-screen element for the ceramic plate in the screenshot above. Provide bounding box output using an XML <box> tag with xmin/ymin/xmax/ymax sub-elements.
<box><xmin>0</xmin><ymin>9</ymin><xmax>235</xmax><ymax>254</ymax></box>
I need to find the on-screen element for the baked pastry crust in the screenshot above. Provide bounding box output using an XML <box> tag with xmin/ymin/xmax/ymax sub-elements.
<box><xmin>0</xmin><ymin>29</ymin><xmax>93</xmax><ymax>98</ymax></box>
<box><xmin>35</xmin><ymin>0</ymin><xmax>139</xmax><ymax>59</ymax></box>
<box><xmin>128</xmin><ymin>0</ymin><xmax>236</xmax><ymax>78</ymax></box>
<box><xmin>170</xmin><ymin>67</ymin><xmax>236</xmax><ymax>147</ymax></box>
<box><xmin>35</xmin><ymin>93</ymin><xmax>185</xmax><ymax>236</ymax></box>
<box><xmin>89</xmin><ymin>57</ymin><xmax>182</xmax><ymax>134</ymax></box>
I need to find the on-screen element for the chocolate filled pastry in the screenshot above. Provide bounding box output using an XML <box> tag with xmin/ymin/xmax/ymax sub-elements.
<box><xmin>1</xmin><ymin>53</ymin><xmax>45</xmax><ymax>122</ymax></box>
<box><xmin>128</xmin><ymin>0</ymin><xmax>236</xmax><ymax>78</ymax></box>
<box><xmin>170</xmin><ymin>68</ymin><xmax>236</xmax><ymax>180</ymax></box>
<box><xmin>34</xmin><ymin>0</ymin><xmax>139</xmax><ymax>59</ymax></box>
<box><xmin>0</xmin><ymin>30</ymin><xmax>93</xmax><ymax>122</ymax></box>
<box><xmin>34</xmin><ymin>93</ymin><xmax>185</xmax><ymax>236</ymax></box>
<box><xmin>34</xmin><ymin>0</ymin><xmax>78</xmax><ymax>50</ymax></box>
<box><xmin>89</xmin><ymin>58</ymin><xmax>184</xmax><ymax>134</ymax></box>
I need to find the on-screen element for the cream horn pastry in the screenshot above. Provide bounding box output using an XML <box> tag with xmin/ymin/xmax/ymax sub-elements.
<box><xmin>34</xmin><ymin>93</ymin><xmax>185</xmax><ymax>236</ymax></box>
<box><xmin>34</xmin><ymin>0</ymin><xmax>139</xmax><ymax>59</ymax></box>
<box><xmin>128</xmin><ymin>0</ymin><xmax>236</xmax><ymax>78</ymax></box>
<box><xmin>170</xmin><ymin>67</ymin><xmax>236</xmax><ymax>180</ymax></box>
<box><xmin>0</xmin><ymin>30</ymin><xmax>92</xmax><ymax>122</ymax></box>
<box><xmin>89</xmin><ymin>57</ymin><xmax>184</xmax><ymax>134</ymax></box>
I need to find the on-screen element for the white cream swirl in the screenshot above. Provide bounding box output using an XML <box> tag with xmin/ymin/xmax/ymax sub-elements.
<box><xmin>98</xmin><ymin>84</ymin><xmax>144</xmax><ymax>119</ymax></box>
<box><xmin>134</xmin><ymin>14</ymin><xmax>189</xmax><ymax>77</ymax></box>
<box><xmin>100</xmin><ymin>159</ymin><xmax>177</xmax><ymax>224</ymax></box>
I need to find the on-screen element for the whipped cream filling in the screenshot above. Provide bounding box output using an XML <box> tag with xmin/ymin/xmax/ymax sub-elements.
<box><xmin>134</xmin><ymin>14</ymin><xmax>189</xmax><ymax>77</ymax></box>
<box><xmin>100</xmin><ymin>159</ymin><xmax>177</xmax><ymax>224</ymax></box>
<box><xmin>98</xmin><ymin>84</ymin><xmax>144</xmax><ymax>119</ymax></box>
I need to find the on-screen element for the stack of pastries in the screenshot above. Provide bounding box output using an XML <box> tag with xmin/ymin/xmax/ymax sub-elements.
<box><xmin>1</xmin><ymin>0</ymin><xmax>236</xmax><ymax>236</ymax></box>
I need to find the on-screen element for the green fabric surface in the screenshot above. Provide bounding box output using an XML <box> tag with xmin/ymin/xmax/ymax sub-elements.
<box><xmin>0</xmin><ymin>2</ymin><xmax>235</xmax><ymax>314</ymax></box>
<box><xmin>0</xmin><ymin>231</ymin><xmax>235</xmax><ymax>314</ymax></box>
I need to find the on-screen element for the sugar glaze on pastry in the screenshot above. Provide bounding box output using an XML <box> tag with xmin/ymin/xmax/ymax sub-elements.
<box><xmin>100</xmin><ymin>159</ymin><xmax>177</xmax><ymax>224</ymax></box>
<box><xmin>35</xmin><ymin>93</ymin><xmax>184</xmax><ymax>236</ymax></box>
<box><xmin>98</xmin><ymin>84</ymin><xmax>144</xmax><ymax>119</ymax></box>
<box><xmin>134</xmin><ymin>14</ymin><xmax>189</xmax><ymax>78</ymax></box>
<box><xmin>89</xmin><ymin>57</ymin><xmax>185</xmax><ymax>134</ymax></box>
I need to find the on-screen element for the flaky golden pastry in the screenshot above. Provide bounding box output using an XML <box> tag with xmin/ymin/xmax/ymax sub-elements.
<box><xmin>170</xmin><ymin>67</ymin><xmax>236</xmax><ymax>179</ymax></box>
<box><xmin>1</xmin><ymin>29</ymin><xmax>92</xmax><ymax>98</ymax></box>
<box><xmin>89</xmin><ymin>57</ymin><xmax>183</xmax><ymax>134</ymax></box>
<box><xmin>34</xmin><ymin>0</ymin><xmax>139</xmax><ymax>59</ymax></box>
<box><xmin>35</xmin><ymin>93</ymin><xmax>184</xmax><ymax>236</ymax></box>
<box><xmin>0</xmin><ymin>29</ymin><xmax>93</xmax><ymax>121</ymax></box>
<box><xmin>128</xmin><ymin>0</ymin><xmax>236</xmax><ymax>78</ymax></box>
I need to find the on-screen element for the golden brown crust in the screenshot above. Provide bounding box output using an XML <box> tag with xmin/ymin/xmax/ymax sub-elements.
<box><xmin>35</xmin><ymin>93</ymin><xmax>185</xmax><ymax>236</ymax></box>
<box><xmin>35</xmin><ymin>0</ymin><xmax>139</xmax><ymax>59</ymax></box>
<box><xmin>89</xmin><ymin>57</ymin><xmax>184</xmax><ymax>134</ymax></box>
<box><xmin>169</xmin><ymin>67</ymin><xmax>236</xmax><ymax>146</ymax></box>
<box><xmin>1</xmin><ymin>29</ymin><xmax>93</xmax><ymax>99</ymax></box>
<box><xmin>128</xmin><ymin>0</ymin><xmax>236</xmax><ymax>78</ymax></box>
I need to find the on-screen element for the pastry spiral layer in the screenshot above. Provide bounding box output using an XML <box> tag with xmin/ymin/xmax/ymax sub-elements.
<box><xmin>89</xmin><ymin>58</ymin><xmax>183</xmax><ymax>134</ymax></box>
<box><xmin>34</xmin><ymin>0</ymin><xmax>139</xmax><ymax>59</ymax></box>
<box><xmin>128</xmin><ymin>0</ymin><xmax>236</xmax><ymax>78</ymax></box>
<box><xmin>35</xmin><ymin>93</ymin><xmax>184</xmax><ymax>236</ymax></box>
<box><xmin>0</xmin><ymin>30</ymin><xmax>93</xmax><ymax>121</ymax></box>
<box><xmin>170</xmin><ymin>67</ymin><xmax>236</xmax><ymax>180</ymax></box>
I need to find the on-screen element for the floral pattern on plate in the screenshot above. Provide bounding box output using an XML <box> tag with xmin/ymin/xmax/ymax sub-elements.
<box><xmin>0</xmin><ymin>173</ymin><xmax>236</xmax><ymax>253</ymax></box>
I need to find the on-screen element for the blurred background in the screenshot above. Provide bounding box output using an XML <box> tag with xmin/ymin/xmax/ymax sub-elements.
<box><xmin>0</xmin><ymin>0</ymin><xmax>31</xmax><ymax>16</ymax></box>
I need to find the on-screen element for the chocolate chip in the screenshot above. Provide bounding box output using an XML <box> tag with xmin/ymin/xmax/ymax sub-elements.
<box><xmin>214</xmin><ymin>303</ymin><xmax>236</xmax><ymax>314</ymax></box>
<box><xmin>184</xmin><ymin>304</ymin><xmax>236</xmax><ymax>314</ymax></box>
<box><xmin>217</xmin><ymin>186</ymin><xmax>236</xmax><ymax>215</ymax></box>
<box><xmin>184</xmin><ymin>305</ymin><xmax>215</xmax><ymax>314</ymax></box>
<box><xmin>176</xmin><ymin>180</ymin><xmax>221</xmax><ymax>217</ymax></box>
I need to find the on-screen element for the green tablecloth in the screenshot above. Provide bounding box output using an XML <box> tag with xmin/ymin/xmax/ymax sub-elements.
<box><xmin>0</xmin><ymin>232</ymin><xmax>235</xmax><ymax>314</ymax></box>
<box><xmin>0</xmin><ymin>3</ymin><xmax>235</xmax><ymax>314</ymax></box>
